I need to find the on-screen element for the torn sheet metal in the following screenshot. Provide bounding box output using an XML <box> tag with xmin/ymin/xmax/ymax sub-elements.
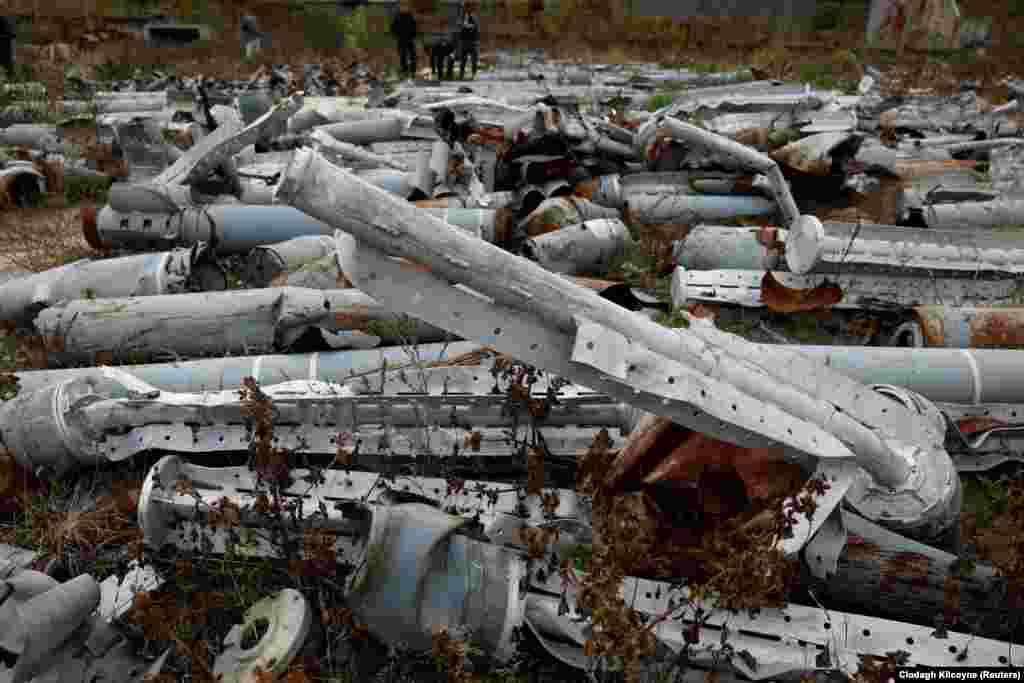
<box><xmin>32</xmin><ymin>287</ymin><xmax>454</xmax><ymax>363</ymax></box>
<box><xmin>245</xmin><ymin>235</ymin><xmax>336</xmax><ymax>287</ymax></box>
<box><xmin>910</xmin><ymin>306</ymin><xmax>1024</xmax><ymax>348</ymax></box>
<box><xmin>0</xmin><ymin>244</ymin><xmax>223</xmax><ymax>324</ymax></box>
<box><xmin>86</xmin><ymin>204</ymin><xmax>333</xmax><ymax>254</ymax></box>
<box><xmin>672</xmin><ymin>267</ymin><xmax>1023</xmax><ymax>309</ymax></box>
<box><xmin>12</xmin><ymin>341</ymin><xmax>485</xmax><ymax>396</ymax></box>
<box><xmin>0</xmin><ymin>364</ymin><xmax>629</xmax><ymax>475</ymax></box>
<box><xmin>525</xmin><ymin>218</ymin><xmax>631</xmax><ymax>275</ymax></box>
<box><xmin>279</xmin><ymin>150</ymin><xmax>964</xmax><ymax>541</ymax></box>
<box><xmin>213</xmin><ymin>590</ymin><xmax>311</xmax><ymax>683</ymax></box>
<box><xmin>650</xmin><ymin>81</ymin><xmax>825</xmax><ymax>119</ymax></box>
<box><xmin>771</xmin><ymin>131</ymin><xmax>861</xmax><ymax>176</ymax></box>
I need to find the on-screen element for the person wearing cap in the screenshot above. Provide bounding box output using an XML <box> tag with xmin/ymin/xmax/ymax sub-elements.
<box><xmin>391</xmin><ymin>2</ymin><xmax>419</xmax><ymax>79</ymax></box>
<box><xmin>455</xmin><ymin>2</ymin><xmax>479</xmax><ymax>80</ymax></box>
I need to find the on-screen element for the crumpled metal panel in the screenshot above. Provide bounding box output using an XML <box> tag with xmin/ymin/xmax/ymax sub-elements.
<box><xmin>672</xmin><ymin>267</ymin><xmax>1023</xmax><ymax>309</ymax></box>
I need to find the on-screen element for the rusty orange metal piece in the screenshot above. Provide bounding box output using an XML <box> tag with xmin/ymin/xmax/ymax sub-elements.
<box><xmin>914</xmin><ymin>306</ymin><xmax>1024</xmax><ymax>348</ymax></box>
<box><xmin>606</xmin><ymin>414</ymin><xmax>806</xmax><ymax>507</ymax></box>
<box><xmin>760</xmin><ymin>271</ymin><xmax>843</xmax><ymax>313</ymax></box>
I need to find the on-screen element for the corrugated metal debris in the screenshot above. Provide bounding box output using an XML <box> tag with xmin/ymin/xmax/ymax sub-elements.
<box><xmin>4</xmin><ymin>56</ymin><xmax>1024</xmax><ymax>682</ymax></box>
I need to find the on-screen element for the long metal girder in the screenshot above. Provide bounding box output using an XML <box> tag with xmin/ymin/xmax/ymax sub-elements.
<box><xmin>272</xmin><ymin>145</ymin><xmax>960</xmax><ymax>544</ymax></box>
<box><xmin>0</xmin><ymin>365</ymin><xmax>634</xmax><ymax>477</ymax></box>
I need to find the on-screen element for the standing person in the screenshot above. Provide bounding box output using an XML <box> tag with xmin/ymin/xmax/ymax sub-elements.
<box><xmin>391</xmin><ymin>2</ymin><xmax>418</xmax><ymax>79</ymax></box>
<box><xmin>0</xmin><ymin>16</ymin><xmax>15</xmax><ymax>79</ymax></box>
<box><xmin>456</xmin><ymin>2</ymin><xmax>479</xmax><ymax>81</ymax></box>
<box><xmin>428</xmin><ymin>35</ymin><xmax>455</xmax><ymax>81</ymax></box>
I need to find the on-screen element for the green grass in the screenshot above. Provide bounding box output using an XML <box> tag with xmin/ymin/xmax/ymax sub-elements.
<box><xmin>961</xmin><ymin>474</ymin><xmax>1010</xmax><ymax>529</ymax></box>
<box><xmin>65</xmin><ymin>176</ymin><xmax>111</xmax><ymax>206</ymax></box>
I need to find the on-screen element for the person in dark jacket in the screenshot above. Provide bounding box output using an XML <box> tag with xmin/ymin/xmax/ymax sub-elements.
<box><xmin>456</xmin><ymin>3</ymin><xmax>479</xmax><ymax>80</ymax></box>
<box><xmin>427</xmin><ymin>35</ymin><xmax>455</xmax><ymax>81</ymax></box>
<box><xmin>390</xmin><ymin>3</ymin><xmax>418</xmax><ymax>79</ymax></box>
<box><xmin>0</xmin><ymin>17</ymin><xmax>15</xmax><ymax>78</ymax></box>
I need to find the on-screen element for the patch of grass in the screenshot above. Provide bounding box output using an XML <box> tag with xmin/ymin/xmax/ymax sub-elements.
<box><xmin>717</xmin><ymin>318</ymin><xmax>757</xmax><ymax>338</ymax></box>
<box><xmin>64</xmin><ymin>175</ymin><xmax>111</xmax><ymax>206</ymax></box>
<box><xmin>778</xmin><ymin>312</ymin><xmax>835</xmax><ymax>344</ymax></box>
<box><xmin>1011</xmin><ymin>0</ymin><xmax>1024</xmax><ymax>17</ymax></box>
<box><xmin>653</xmin><ymin>308</ymin><xmax>690</xmax><ymax>329</ymax></box>
<box><xmin>647</xmin><ymin>92</ymin><xmax>675</xmax><ymax>111</ymax></box>
<box><xmin>961</xmin><ymin>474</ymin><xmax>1010</xmax><ymax>530</ymax></box>
<box><xmin>797</xmin><ymin>62</ymin><xmax>839</xmax><ymax>90</ymax></box>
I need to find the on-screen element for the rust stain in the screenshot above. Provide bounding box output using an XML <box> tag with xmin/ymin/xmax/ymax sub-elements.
<box><xmin>880</xmin><ymin>552</ymin><xmax>931</xmax><ymax>593</ymax></box>
<box><xmin>493</xmin><ymin>208</ymin><xmax>515</xmax><ymax>244</ymax></box>
<box><xmin>915</xmin><ymin>307</ymin><xmax>1024</xmax><ymax>348</ymax></box>
<box><xmin>397</xmin><ymin>257</ymin><xmax>434</xmax><ymax>274</ymax></box>
<box><xmin>571</xmin><ymin>277</ymin><xmax>620</xmax><ymax>291</ymax></box>
<box><xmin>755</xmin><ymin>226</ymin><xmax>785</xmax><ymax>253</ymax></box>
<box><xmin>607</xmin><ymin>415</ymin><xmax>804</xmax><ymax>506</ymax></box>
<box><xmin>733</xmin><ymin>128</ymin><xmax>770</xmax><ymax>148</ymax></box>
<box><xmin>334</xmin><ymin>305</ymin><xmax>372</xmax><ymax>330</ymax></box>
<box><xmin>943</xmin><ymin>575</ymin><xmax>962</xmax><ymax>624</ymax></box>
<box><xmin>414</xmin><ymin>198</ymin><xmax>463</xmax><ymax>208</ymax></box>
<box><xmin>846</xmin><ymin>317</ymin><xmax>881</xmax><ymax>340</ymax></box>
<box><xmin>687</xmin><ymin>303</ymin><xmax>715</xmax><ymax>319</ymax></box>
<box><xmin>844</xmin><ymin>534</ymin><xmax>882</xmax><ymax>562</ymax></box>
<box><xmin>572</xmin><ymin>177</ymin><xmax>599</xmax><ymax>201</ymax></box>
<box><xmin>956</xmin><ymin>416</ymin><xmax>1011</xmax><ymax>434</ymax></box>
<box><xmin>761</xmin><ymin>272</ymin><xmax>843</xmax><ymax>313</ymax></box>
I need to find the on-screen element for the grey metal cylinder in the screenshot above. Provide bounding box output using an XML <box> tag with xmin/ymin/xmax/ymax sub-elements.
<box><xmin>246</xmin><ymin>235</ymin><xmax>336</xmax><ymax>287</ymax></box>
<box><xmin>0</xmin><ymin>244</ymin><xmax>223</xmax><ymax>323</ymax></box>
<box><xmin>348</xmin><ymin>503</ymin><xmax>468</xmax><ymax>652</ymax></box>
<box><xmin>317</xmin><ymin>117</ymin><xmax>408</xmax><ymax>145</ymax></box>
<box><xmin>626</xmin><ymin>192</ymin><xmax>777</xmax><ymax>225</ymax></box>
<box><xmin>673</xmin><ymin>225</ymin><xmax>784</xmax><ymax>270</ymax></box>
<box><xmin>922</xmin><ymin>199</ymin><xmax>1024</xmax><ymax>230</ymax></box>
<box><xmin>91</xmin><ymin>205</ymin><xmax>334</xmax><ymax>254</ymax></box>
<box><xmin>419</xmin><ymin>534</ymin><xmax>525</xmax><ymax>661</ymax></box>
<box><xmin>12</xmin><ymin>341</ymin><xmax>483</xmax><ymax>396</ymax></box>
<box><xmin>526</xmin><ymin>218</ymin><xmax>631</xmax><ymax>275</ymax></box>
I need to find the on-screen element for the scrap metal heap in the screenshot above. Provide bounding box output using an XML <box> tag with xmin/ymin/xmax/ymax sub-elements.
<box><xmin>3</xmin><ymin>56</ymin><xmax>1024</xmax><ymax>681</ymax></box>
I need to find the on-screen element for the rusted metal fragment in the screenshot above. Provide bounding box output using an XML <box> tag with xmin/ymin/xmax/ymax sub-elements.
<box><xmin>605</xmin><ymin>412</ymin><xmax>805</xmax><ymax>505</ymax></box>
<box><xmin>880</xmin><ymin>551</ymin><xmax>931</xmax><ymax>593</ymax></box>
<box><xmin>956</xmin><ymin>416</ymin><xmax>1009</xmax><ymax>435</ymax></box>
<box><xmin>760</xmin><ymin>271</ymin><xmax>843</xmax><ymax>313</ymax></box>
<box><xmin>916</xmin><ymin>306</ymin><xmax>1024</xmax><ymax>349</ymax></box>
<box><xmin>770</xmin><ymin>132</ymin><xmax>858</xmax><ymax>177</ymax></box>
